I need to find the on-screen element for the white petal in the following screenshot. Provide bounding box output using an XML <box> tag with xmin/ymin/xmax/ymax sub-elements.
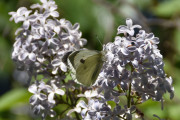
<box><xmin>73</xmin><ymin>23</ymin><xmax>80</xmax><ymax>30</ymax></box>
<box><xmin>127</xmin><ymin>29</ymin><xmax>134</xmax><ymax>36</ymax></box>
<box><xmin>79</xmin><ymin>39</ymin><xmax>87</xmax><ymax>46</ymax></box>
<box><xmin>51</xmin><ymin>38</ymin><xmax>59</xmax><ymax>45</ymax></box>
<box><xmin>81</xmin><ymin>109</ymin><xmax>88</xmax><ymax>117</ymax></box>
<box><xmin>74</xmin><ymin>107</ymin><xmax>81</xmax><ymax>113</ymax></box>
<box><xmin>28</xmin><ymin>15</ymin><xmax>37</xmax><ymax>21</ymax></box>
<box><xmin>15</xmin><ymin>28</ymin><xmax>23</xmax><ymax>35</ymax></box>
<box><xmin>85</xmin><ymin>90</ymin><xmax>91</xmax><ymax>97</ymax></box>
<box><xmin>30</xmin><ymin>3</ymin><xmax>41</xmax><ymax>9</ymax></box>
<box><xmin>55</xmin><ymin>89</ymin><xmax>65</xmax><ymax>95</ymax></box>
<box><xmin>48</xmin><ymin>92</ymin><xmax>55</xmax><ymax>104</ymax></box>
<box><xmin>24</xmin><ymin>10</ymin><xmax>32</xmax><ymax>18</ymax></box>
<box><xmin>50</xmin><ymin>11</ymin><xmax>59</xmax><ymax>17</ymax></box>
<box><xmin>18</xmin><ymin>52</ymin><xmax>28</xmax><ymax>61</ymax></box>
<box><xmin>51</xmin><ymin>59</ymin><xmax>61</xmax><ymax>66</ymax></box>
<box><xmin>121</xmin><ymin>47</ymin><xmax>129</xmax><ymax>55</ymax></box>
<box><xmin>54</xmin><ymin>26</ymin><xmax>60</xmax><ymax>33</ymax></box>
<box><xmin>60</xmin><ymin>62</ymin><xmax>67</xmax><ymax>72</ymax></box>
<box><xmin>15</xmin><ymin>16</ymin><xmax>25</xmax><ymax>23</ymax></box>
<box><xmin>152</xmin><ymin>37</ymin><xmax>159</xmax><ymax>44</ymax></box>
<box><xmin>40</xmin><ymin>27</ymin><xmax>45</xmax><ymax>35</ymax></box>
<box><xmin>52</xmin><ymin>67</ymin><xmax>58</xmax><ymax>74</ymax></box>
<box><xmin>132</xmin><ymin>24</ymin><xmax>142</xmax><ymax>29</ymax></box>
<box><xmin>118</xmin><ymin>25</ymin><xmax>127</xmax><ymax>31</ymax></box>
<box><xmin>40</xmin><ymin>0</ymin><xmax>47</xmax><ymax>4</ymax></box>
<box><xmin>77</xmin><ymin>100</ymin><xmax>87</xmax><ymax>109</ymax></box>
<box><xmin>23</xmin><ymin>20</ymin><xmax>30</xmax><ymax>30</ymax></box>
<box><xmin>77</xmin><ymin>94</ymin><xmax>85</xmax><ymax>97</ymax></box>
<box><xmin>8</xmin><ymin>11</ymin><xmax>16</xmax><ymax>16</ymax></box>
<box><xmin>126</xmin><ymin>18</ymin><xmax>133</xmax><ymax>27</ymax></box>
<box><xmin>17</xmin><ymin>7</ymin><xmax>28</xmax><ymax>15</ymax></box>
<box><xmin>29</xmin><ymin>95</ymin><xmax>38</xmax><ymax>105</ymax></box>
<box><xmin>91</xmin><ymin>90</ymin><xmax>98</xmax><ymax>97</ymax></box>
<box><xmin>50</xmin><ymin>6</ymin><xmax>57</xmax><ymax>12</ymax></box>
<box><xmin>29</xmin><ymin>52</ymin><xmax>36</xmax><ymax>61</ymax></box>
<box><xmin>28</xmin><ymin>84</ymin><xmax>37</xmax><ymax>94</ymax></box>
<box><xmin>132</xmin><ymin>59</ymin><xmax>138</xmax><ymax>68</ymax></box>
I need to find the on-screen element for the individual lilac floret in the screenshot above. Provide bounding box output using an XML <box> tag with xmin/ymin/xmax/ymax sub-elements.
<box><xmin>28</xmin><ymin>82</ymin><xmax>47</xmax><ymax>105</ymax></box>
<box><xmin>117</xmin><ymin>18</ymin><xmax>141</xmax><ymax>36</ymax></box>
<box><xmin>77</xmin><ymin>89</ymin><xmax>103</xmax><ymax>99</ymax></box>
<box><xmin>9</xmin><ymin>7</ymin><xmax>35</xmax><ymax>30</ymax></box>
<box><xmin>46</xmin><ymin>81</ymin><xmax>65</xmax><ymax>104</ymax></box>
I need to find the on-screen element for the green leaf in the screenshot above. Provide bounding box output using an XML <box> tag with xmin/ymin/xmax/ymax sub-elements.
<box><xmin>168</xmin><ymin>104</ymin><xmax>180</xmax><ymax>120</ymax></box>
<box><xmin>107</xmin><ymin>101</ymin><xmax>116</xmax><ymax>110</ymax></box>
<box><xmin>153</xmin><ymin>1</ymin><xmax>180</xmax><ymax>17</ymax></box>
<box><xmin>0</xmin><ymin>88</ymin><xmax>31</xmax><ymax>111</ymax></box>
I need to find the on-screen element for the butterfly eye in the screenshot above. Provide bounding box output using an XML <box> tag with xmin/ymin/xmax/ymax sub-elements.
<box><xmin>80</xmin><ymin>59</ymin><xmax>85</xmax><ymax>64</ymax></box>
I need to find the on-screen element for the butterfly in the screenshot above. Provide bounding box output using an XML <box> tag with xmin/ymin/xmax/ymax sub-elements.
<box><xmin>67</xmin><ymin>49</ymin><xmax>104</xmax><ymax>86</ymax></box>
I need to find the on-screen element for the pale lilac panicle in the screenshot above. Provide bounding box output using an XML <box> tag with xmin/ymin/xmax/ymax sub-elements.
<box><xmin>9</xmin><ymin>0</ymin><xmax>87</xmax><ymax>77</ymax></box>
<box><xmin>28</xmin><ymin>80</ymin><xmax>64</xmax><ymax>118</ymax></box>
<box><xmin>96</xmin><ymin>18</ymin><xmax>174</xmax><ymax>104</ymax></box>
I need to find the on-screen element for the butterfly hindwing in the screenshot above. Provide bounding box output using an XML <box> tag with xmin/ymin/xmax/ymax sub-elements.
<box><xmin>67</xmin><ymin>51</ymin><xmax>79</xmax><ymax>80</ymax></box>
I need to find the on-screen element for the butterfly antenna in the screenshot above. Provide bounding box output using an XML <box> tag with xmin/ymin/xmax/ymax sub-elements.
<box><xmin>96</xmin><ymin>35</ymin><xmax>103</xmax><ymax>47</ymax></box>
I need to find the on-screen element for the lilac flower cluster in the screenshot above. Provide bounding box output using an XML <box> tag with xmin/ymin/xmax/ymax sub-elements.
<box><xmin>97</xmin><ymin>18</ymin><xmax>174</xmax><ymax>102</ymax></box>
<box><xmin>10</xmin><ymin>0</ymin><xmax>174</xmax><ymax>120</ymax></box>
<box><xmin>28</xmin><ymin>80</ymin><xmax>64</xmax><ymax>118</ymax></box>
<box><xmin>67</xmin><ymin>19</ymin><xmax>174</xmax><ymax>120</ymax></box>
<box><xmin>9</xmin><ymin>0</ymin><xmax>86</xmax><ymax>75</ymax></box>
<box><xmin>9</xmin><ymin>0</ymin><xmax>86</xmax><ymax>119</ymax></box>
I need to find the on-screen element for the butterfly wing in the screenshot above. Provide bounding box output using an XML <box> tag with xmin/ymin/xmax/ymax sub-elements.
<box><xmin>67</xmin><ymin>51</ymin><xmax>79</xmax><ymax>80</ymax></box>
<box><xmin>74</xmin><ymin>50</ymin><xmax>99</xmax><ymax>69</ymax></box>
<box><xmin>75</xmin><ymin>50</ymin><xmax>103</xmax><ymax>86</ymax></box>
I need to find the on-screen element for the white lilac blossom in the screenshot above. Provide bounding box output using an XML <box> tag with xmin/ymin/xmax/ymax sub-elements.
<box><xmin>46</xmin><ymin>81</ymin><xmax>65</xmax><ymax>104</ymax></box>
<box><xmin>117</xmin><ymin>18</ymin><xmax>141</xmax><ymax>36</ymax></box>
<box><xmin>95</xmin><ymin>18</ymin><xmax>174</xmax><ymax>107</ymax></box>
<box><xmin>28</xmin><ymin>81</ymin><xmax>57</xmax><ymax>119</ymax></box>
<box><xmin>9</xmin><ymin>0</ymin><xmax>87</xmax><ymax>118</ymax></box>
<box><xmin>9</xmin><ymin>0</ymin><xmax>87</xmax><ymax>77</ymax></box>
<box><xmin>10</xmin><ymin>0</ymin><xmax>174</xmax><ymax>119</ymax></box>
<box><xmin>77</xmin><ymin>89</ymin><xmax>103</xmax><ymax>99</ymax></box>
<box><xmin>67</xmin><ymin>99</ymin><xmax>111</xmax><ymax>120</ymax></box>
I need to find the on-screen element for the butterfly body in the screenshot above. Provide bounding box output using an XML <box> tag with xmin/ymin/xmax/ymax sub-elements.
<box><xmin>68</xmin><ymin>50</ymin><xmax>104</xmax><ymax>86</ymax></box>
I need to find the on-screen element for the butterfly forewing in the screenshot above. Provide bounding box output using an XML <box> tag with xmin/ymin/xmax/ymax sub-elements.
<box><xmin>74</xmin><ymin>50</ymin><xmax>100</xmax><ymax>69</ymax></box>
<box><xmin>75</xmin><ymin>51</ymin><xmax>103</xmax><ymax>86</ymax></box>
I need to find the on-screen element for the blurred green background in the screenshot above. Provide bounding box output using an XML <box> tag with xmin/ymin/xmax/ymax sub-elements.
<box><xmin>0</xmin><ymin>0</ymin><xmax>180</xmax><ymax>119</ymax></box>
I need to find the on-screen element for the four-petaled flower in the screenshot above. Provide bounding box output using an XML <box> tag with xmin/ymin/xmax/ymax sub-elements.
<box><xmin>28</xmin><ymin>83</ymin><xmax>47</xmax><ymax>105</ymax></box>
<box><xmin>117</xmin><ymin>18</ymin><xmax>141</xmax><ymax>36</ymax></box>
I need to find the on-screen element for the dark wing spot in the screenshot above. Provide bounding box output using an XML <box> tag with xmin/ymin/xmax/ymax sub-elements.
<box><xmin>80</xmin><ymin>59</ymin><xmax>85</xmax><ymax>64</ymax></box>
<box><xmin>131</xmin><ymin>41</ymin><xmax>135</xmax><ymax>46</ymax></box>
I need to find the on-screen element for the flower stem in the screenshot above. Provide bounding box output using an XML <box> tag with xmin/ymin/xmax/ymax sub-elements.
<box><xmin>128</xmin><ymin>82</ymin><xmax>132</xmax><ymax>108</ymax></box>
